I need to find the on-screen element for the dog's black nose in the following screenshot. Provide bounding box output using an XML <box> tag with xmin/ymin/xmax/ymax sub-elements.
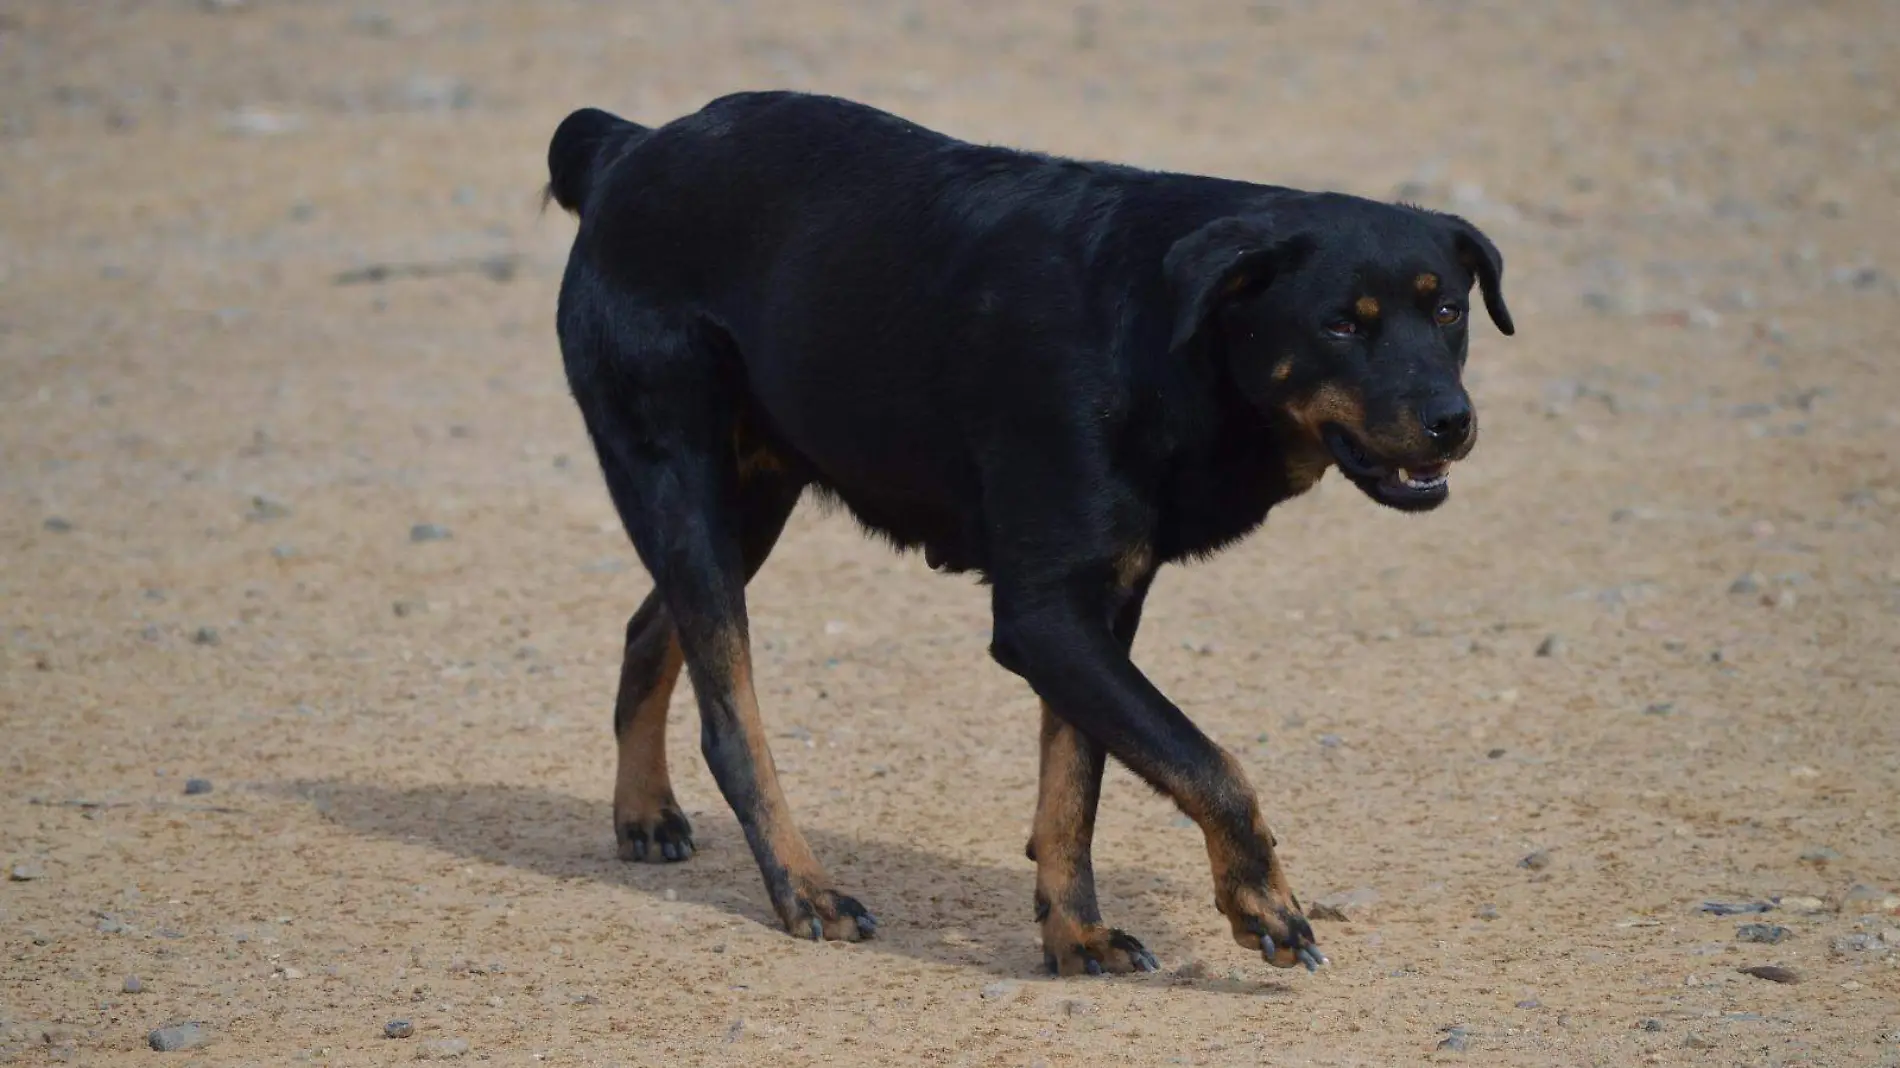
<box><xmin>1420</xmin><ymin>395</ymin><xmax>1473</xmax><ymax>454</ymax></box>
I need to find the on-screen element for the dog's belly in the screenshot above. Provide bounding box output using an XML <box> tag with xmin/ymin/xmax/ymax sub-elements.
<box><xmin>740</xmin><ymin>369</ymin><xmax>987</xmax><ymax>572</ymax></box>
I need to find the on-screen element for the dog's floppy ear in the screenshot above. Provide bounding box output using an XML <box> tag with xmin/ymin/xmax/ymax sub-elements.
<box><xmin>1432</xmin><ymin>212</ymin><xmax>1514</xmax><ymax>336</ymax></box>
<box><xmin>1163</xmin><ymin>216</ymin><xmax>1314</xmax><ymax>354</ymax></box>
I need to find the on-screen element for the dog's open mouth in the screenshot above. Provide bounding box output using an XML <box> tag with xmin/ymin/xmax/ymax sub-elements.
<box><xmin>1322</xmin><ymin>424</ymin><xmax>1452</xmax><ymax>512</ymax></box>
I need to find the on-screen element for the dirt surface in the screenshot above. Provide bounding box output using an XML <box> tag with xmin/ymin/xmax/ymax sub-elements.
<box><xmin>4</xmin><ymin>2</ymin><xmax>1899</xmax><ymax>1065</ymax></box>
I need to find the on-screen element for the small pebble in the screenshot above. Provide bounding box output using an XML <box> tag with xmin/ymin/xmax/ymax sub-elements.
<box><xmin>10</xmin><ymin>861</ymin><xmax>45</xmax><ymax>881</ymax></box>
<box><xmin>1519</xmin><ymin>851</ymin><xmax>1551</xmax><ymax>871</ymax></box>
<box><xmin>1642</xmin><ymin>702</ymin><xmax>1674</xmax><ymax>716</ymax></box>
<box><xmin>192</xmin><ymin>626</ymin><xmax>221</xmax><ymax>646</ymax></box>
<box><xmin>384</xmin><ymin>1019</ymin><xmax>414</xmax><ymax>1039</ymax></box>
<box><xmin>248</xmin><ymin>495</ymin><xmax>291</xmax><ymax>521</ymax></box>
<box><xmin>1728</xmin><ymin>573</ymin><xmax>1763</xmax><ymax>595</ymax></box>
<box><xmin>1514</xmin><ymin>998</ymin><xmax>1540</xmax><ymax>1009</ymax></box>
<box><xmin>1737</xmin><ymin>923</ymin><xmax>1791</xmax><ymax>944</ymax></box>
<box><xmin>410</xmin><ymin>523</ymin><xmax>452</xmax><ymax>543</ymax></box>
<box><xmin>1778</xmin><ymin>896</ymin><xmax>1828</xmax><ymax>914</ymax></box>
<box><xmin>123</xmin><ymin>976</ymin><xmax>143</xmax><ymax>993</ymax></box>
<box><xmin>1486</xmin><ymin>747</ymin><xmax>1506</xmax><ymax>759</ymax></box>
<box><xmin>148</xmin><ymin>1023</ymin><xmax>210</xmax><ymax>1052</ymax></box>
<box><xmin>1318</xmin><ymin>734</ymin><xmax>1343</xmax><ymax>748</ymax></box>
<box><xmin>1831</xmin><ymin>933</ymin><xmax>1889</xmax><ymax>957</ymax></box>
<box><xmin>980</xmin><ymin>980</ymin><xmax>1020</xmax><ymax>1001</ymax></box>
<box><xmin>1682</xmin><ymin>1032</ymin><xmax>1716</xmax><ymax>1050</ymax></box>
<box><xmin>1700</xmin><ymin>900</ymin><xmax>1773</xmax><ymax>916</ymax></box>
<box><xmin>1475</xmin><ymin>904</ymin><xmax>1499</xmax><ymax>921</ymax></box>
<box><xmin>1436</xmin><ymin>1026</ymin><xmax>1470</xmax><ymax>1053</ymax></box>
<box><xmin>1738</xmin><ymin>964</ymin><xmax>1800</xmax><ymax>984</ymax></box>
<box><xmin>1534</xmin><ymin>634</ymin><xmax>1564</xmax><ymax>657</ymax></box>
<box><xmin>43</xmin><ymin>516</ymin><xmax>74</xmax><ymax>532</ymax></box>
<box><xmin>1173</xmin><ymin>959</ymin><xmax>1212</xmax><ymax>979</ymax></box>
<box><xmin>1641</xmin><ymin>1018</ymin><xmax>1664</xmax><ymax>1032</ymax></box>
<box><xmin>183</xmin><ymin>778</ymin><xmax>213</xmax><ymax>796</ymax></box>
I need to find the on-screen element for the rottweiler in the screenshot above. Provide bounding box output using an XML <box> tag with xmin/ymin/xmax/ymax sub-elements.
<box><xmin>545</xmin><ymin>91</ymin><xmax>1513</xmax><ymax>976</ymax></box>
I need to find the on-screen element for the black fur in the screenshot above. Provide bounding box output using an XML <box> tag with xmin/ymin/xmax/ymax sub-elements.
<box><xmin>548</xmin><ymin>91</ymin><xmax>1512</xmax><ymax>968</ymax></box>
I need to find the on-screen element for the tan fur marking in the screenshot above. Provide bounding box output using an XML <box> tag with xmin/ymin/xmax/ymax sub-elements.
<box><xmin>1354</xmin><ymin>295</ymin><xmax>1380</xmax><ymax>319</ymax></box>
<box><xmin>1270</xmin><ymin>356</ymin><xmax>1294</xmax><ymax>383</ymax></box>
<box><xmin>1283</xmin><ymin>447</ymin><xmax>1330</xmax><ymax>495</ymax></box>
<box><xmin>613</xmin><ymin>631</ymin><xmax>685</xmax><ymax>828</ymax></box>
<box><xmin>1113</xmin><ymin>544</ymin><xmax>1153</xmax><ymax>592</ymax></box>
<box><xmin>1030</xmin><ymin>703</ymin><xmax>1148</xmax><ymax>974</ymax></box>
<box><xmin>1414</xmin><ymin>272</ymin><xmax>1440</xmax><ymax>294</ymax></box>
<box><xmin>723</xmin><ymin>648</ymin><xmax>822</xmax><ymax>882</ymax></box>
<box><xmin>1283</xmin><ymin>381</ymin><xmax>1367</xmax><ymax>439</ymax></box>
<box><xmin>1177</xmin><ymin>750</ymin><xmax>1307</xmax><ymax>968</ymax></box>
<box><xmin>715</xmin><ymin>634</ymin><xmax>865</xmax><ymax>939</ymax></box>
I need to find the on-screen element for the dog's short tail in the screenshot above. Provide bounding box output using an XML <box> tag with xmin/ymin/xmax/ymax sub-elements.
<box><xmin>544</xmin><ymin>107</ymin><xmax>645</xmax><ymax>216</ymax></box>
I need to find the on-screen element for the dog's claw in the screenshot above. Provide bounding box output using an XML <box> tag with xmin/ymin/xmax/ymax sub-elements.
<box><xmin>1133</xmin><ymin>946</ymin><xmax>1159</xmax><ymax>972</ymax></box>
<box><xmin>855</xmin><ymin>910</ymin><xmax>878</xmax><ymax>937</ymax></box>
<box><xmin>1085</xmin><ymin>958</ymin><xmax>1103</xmax><ymax>976</ymax></box>
<box><xmin>1260</xmin><ymin>933</ymin><xmax>1277</xmax><ymax>958</ymax></box>
<box><xmin>1298</xmin><ymin>945</ymin><xmax>1326</xmax><ymax>972</ymax></box>
<box><xmin>808</xmin><ymin>917</ymin><xmax>823</xmax><ymax>942</ymax></box>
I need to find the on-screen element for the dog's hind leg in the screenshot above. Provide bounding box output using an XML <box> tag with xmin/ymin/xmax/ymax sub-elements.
<box><xmin>571</xmin><ymin>315</ymin><xmax>869</xmax><ymax>940</ymax></box>
<box><xmin>612</xmin><ymin>475</ymin><xmax>805</xmax><ymax>864</ymax></box>
<box><xmin>1027</xmin><ymin>568</ymin><xmax>1159</xmax><ymax>975</ymax></box>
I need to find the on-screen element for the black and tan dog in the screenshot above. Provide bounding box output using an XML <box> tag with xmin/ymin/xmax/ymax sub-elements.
<box><xmin>546</xmin><ymin>91</ymin><xmax>1513</xmax><ymax>976</ymax></box>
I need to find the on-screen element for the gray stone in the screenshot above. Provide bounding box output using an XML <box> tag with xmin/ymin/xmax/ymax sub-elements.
<box><xmin>123</xmin><ymin>976</ymin><xmax>143</xmax><ymax>993</ymax></box>
<box><xmin>1736</xmin><ymin>923</ymin><xmax>1791</xmax><ymax>944</ymax></box>
<box><xmin>192</xmin><ymin>626</ymin><xmax>221</xmax><ymax>646</ymax></box>
<box><xmin>410</xmin><ymin>523</ymin><xmax>452</xmax><ymax>543</ymax></box>
<box><xmin>1534</xmin><ymin>634</ymin><xmax>1564</xmax><ymax>657</ymax></box>
<box><xmin>1641</xmin><ymin>1018</ymin><xmax>1664</xmax><ymax>1032</ymax></box>
<box><xmin>384</xmin><ymin>1019</ymin><xmax>413</xmax><ymax>1039</ymax></box>
<box><xmin>1831</xmin><ymin>933</ymin><xmax>1889</xmax><ymax>957</ymax></box>
<box><xmin>980</xmin><ymin>981</ymin><xmax>1020</xmax><ymax>1002</ymax></box>
<box><xmin>42</xmin><ymin>517</ymin><xmax>73</xmax><ymax>532</ymax></box>
<box><xmin>148</xmin><ymin>1023</ymin><xmax>210</xmax><ymax>1052</ymax></box>
<box><xmin>1519</xmin><ymin>851</ymin><xmax>1552</xmax><ymax>871</ymax></box>
<box><xmin>183</xmin><ymin>778</ymin><xmax>212</xmax><ymax>796</ymax></box>
<box><xmin>1682</xmin><ymin>1032</ymin><xmax>1716</xmax><ymax>1050</ymax></box>
<box><xmin>1436</xmin><ymin>1026</ymin><xmax>1470</xmax><ymax>1052</ymax></box>
<box><xmin>9</xmin><ymin>861</ymin><xmax>45</xmax><ymax>881</ymax></box>
<box><xmin>1728</xmin><ymin>573</ymin><xmax>1763</xmax><ymax>595</ymax></box>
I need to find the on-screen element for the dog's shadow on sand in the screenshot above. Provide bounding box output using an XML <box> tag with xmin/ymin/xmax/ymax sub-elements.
<box><xmin>283</xmin><ymin>779</ymin><xmax>1290</xmax><ymax>992</ymax></box>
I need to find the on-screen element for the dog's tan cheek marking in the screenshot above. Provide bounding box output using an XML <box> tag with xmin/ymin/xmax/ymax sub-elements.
<box><xmin>1270</xmin><ymin>357</ymin><xmax>1293</xmax><ymax>383</ymax></box>
<box><xmin>1284</xmin><ymin>382</ymin><xmax>1367</xmax><ymax>438</ymax></box>
<box><xmin>1354</xmin><ymin>296</ymin><xmax>1379</xmax><ymax>319</ymax></box>
<box><xmin>1414</xmin><ymin>272</ymin><xmax>1439</xmax><ymax>295</ymax></box>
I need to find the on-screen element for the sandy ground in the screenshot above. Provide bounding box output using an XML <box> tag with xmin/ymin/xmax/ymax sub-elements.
<box><xmin>4</xmin><ymin>1</ymin><xmax>1899</xmax><ymax>1065</ymax></box>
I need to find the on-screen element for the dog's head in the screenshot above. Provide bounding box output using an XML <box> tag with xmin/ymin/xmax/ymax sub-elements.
<box><xmin>1165</xmin><ymin>196</ymin><xmax>1514</xmax><ymax>512</ymax></box>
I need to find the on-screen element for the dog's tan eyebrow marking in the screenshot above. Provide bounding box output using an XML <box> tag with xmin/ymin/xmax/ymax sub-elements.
<box><xmin>1414</xmin><ymin>272</ymin><xmax>1439</xmax><ymax>294</ymax></box>
<box><xmin>1354</xmin><ymin>296</ymin><xmax>1380</xmax><ymax>319</ymax></box>
<box><xmin>1271</xmin><ymin>356</ymin><xmax>1294</xmax><ymax>383</ymax></box>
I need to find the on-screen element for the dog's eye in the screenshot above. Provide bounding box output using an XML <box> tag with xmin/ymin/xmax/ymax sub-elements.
<box><xmin>1433</xmin><ymin>302</ymin><xmax>1464</xmax><ymax>326</ymax></box>
<box><xmin>1324</xmin><ymin>320</ymin><xmax>1359</xmax><ymax>338</ymax></box>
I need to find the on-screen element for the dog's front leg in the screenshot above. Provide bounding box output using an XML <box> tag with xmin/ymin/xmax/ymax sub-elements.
<box><xmin>991</xmin><ymin>579</ymin><xmax>1326</xmax><ymax>972</ymax></box>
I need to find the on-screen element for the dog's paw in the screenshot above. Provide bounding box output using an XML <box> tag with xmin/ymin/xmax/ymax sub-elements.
<box><xmin>1221</xmin><ymin>886</ymin><xmax>1327</xmax><ymax>972</ymax></box>
<box><xmin>779</xmin><ymin>887</ymin><xmax>877</xmax><ymax>942</ymax></box>
<box><xmin>1042</xmin><ymin>922</ymin><xmax>1159</xmax><ymax>977</ymax></box>
<box><xmin>615</xmin><ymin>806</ymin><xmax>695</xmax><ymax>863</ymax></box>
